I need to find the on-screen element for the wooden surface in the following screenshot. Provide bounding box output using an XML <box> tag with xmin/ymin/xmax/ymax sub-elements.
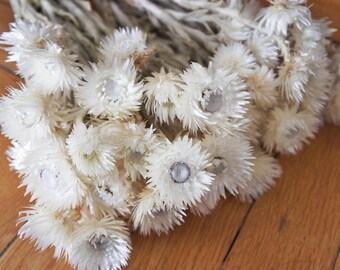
<box><xmin>0</xmin><ymin>1</ymin><xmax>339</xmax><ymax>269</ymax></box>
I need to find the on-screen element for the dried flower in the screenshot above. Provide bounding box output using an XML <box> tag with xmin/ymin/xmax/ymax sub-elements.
<box><xmin>146</xmin><ymin>136</ymin><xmax>213</xmax><ymax>208</ymax></box>
<box><xmin>69</xmin><ymin>217</ymin><xmax>131</xmax><ymax>270</ymax></box>
<box><xmin>132</xmin><ymin>189</ymin><xmax>186</xmax><ymax>235</ymax></box>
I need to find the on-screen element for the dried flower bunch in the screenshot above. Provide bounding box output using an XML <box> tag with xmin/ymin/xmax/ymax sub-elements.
<box><xmin>1</xmin><ymin>0</ymin><xmax>339</xmax><ymax>269</ymax></box>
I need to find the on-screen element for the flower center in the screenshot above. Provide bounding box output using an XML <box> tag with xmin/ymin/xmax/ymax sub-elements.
<box><xmin>128</xmin><ymin>150</ymin><xmax>144</xmax><ymax>161</ymax></box>
<box><xmin>36</xmin><ymin>38</ymin><xmax>47</xmax><ymax>49</ymax></box>
<box><xmin>169</xmin><ymin>162</ymin><xmax>191</xmax><ymax>183</ymax></box>
<box><xmin>102</xmin><ymin>78</ymin><xmax>123</xmax><ymax>102</ymax></box>
<box><xmin>286</xmin><ymin>127</ymin><xmax>300</xmax><ymax>139</ymax></box>
<box><xmin>16</xmin><ymin>110</ymin><xmax>40</xmax><ymax>127</ymax></box>
<box><xmin>40</xmin><ymin>169</ymin><xmax>60</xmax><ymax>189</ymax></box>
<box><xmin>83</xmin><ymin>151</ymin><xmax>96</xmax><ymax>160</ymax></box>
<box><xmin>201</xmin><ymin>89</ymin><xmax>223</xmax><ymax>113</ymax></box>
<box><xmin>89</xmin><ymin>234</ymin><xmax>110</xmax><ymax>251</ymax></box>
<box><xmin>210</xmin><ymin>157</ymin><xmax>228</xmax><ymax>175</ymax></box>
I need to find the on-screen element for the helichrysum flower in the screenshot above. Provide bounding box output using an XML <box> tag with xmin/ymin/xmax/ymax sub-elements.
<box><xmin>247</xmin><ymin>34</ymin><xmax>279</xmax><ymax>68</ymax></box>
<box><xmin>89</xmin><ymin>169</ymin><xmax>133</xmax><ymax>217</ymax></box>
<box><xmin>19</xmin><ymin>43</ymin><xmax>83</xmax><ymax>95</ymax></box>
<box><xmin>178</xmin><ymin>62</ymin><xmax>249</xmax><ymax>134</ymax></box>
<box><xmin>17</xmin><ymin>206</ymin><xmax>75</xmax><ymax>259</ymax></box>
<box><xmin>75</xmin><ymin>59</ymin><xmax>143</xmax><ymax>119</ymax></box>
<box><xmin>247</xmin><ymin>65</ymin><xmax>278</xmax><ymax>109</ymax></box>
<box><xmin>263</xmin><ymin>105</ymin><xmax>321</xmax><ymax>154</ymax></box>
<box><xmin>202</xmin><ymin>134</ymin><xmax>254</xmax><ymax>195</ymax></box>
<box><xmin>69</xmin><ymin>217</ymin><xmax>131</xmax><ymax>270</ymax></box>
<box><xmin>238</xmin><ymin>148</ymin><xmax>282</xmax><ymax>202</ymax></box>
<box><xmin>117</xmin><ymin>122</ymin><xmax>159</xmax><ymax>181</ymax></box>
<box><xmin>145</xmin><ymin>136</ymin><xmax>213</xmax><ymax>208</ymax></box>
<box><xmin>143</xmin><ymin>68</ymin><xmax>183</xmax><ymax>124</ymax></box>
<box><xmin>98</xmin><ymin>27</ymin><xmax>147</xmax><ymax>65</ymax></box>
<box><xmin>66</xmin><ymin>121</ymin><xmax>116</xmax><ymax>177</ymax></box>
<box><xmin>278</xmin><ymin>53</ymin><xmax>314</xmax><ymax>102</ymax></box>
<box><xmin>257</xmin><ymin>0</ymin><xmax>311</xmax><ymax>36</ymax></box>
<box><xmin>212</xmin><ymin>43</ymin><xmax>256</xmax><ymax>77</ymax></box>
<box><xmin>20</xmin><ymin>138</ymin><xmax>87</xmax><ymax>211</ymax></box>
<box><xmin>0</xmin><ymin>20</ymin><xmax>58</xmax><ymax>62</ymax></box>
<box><xmin>1</xmin><ymin>20</ymin><xmax>83</xmax><ymax>95</ymax></box>
<box><xmin>132</xmin><ymin>189</ymin><xmax>186</xmax><ymax>235</ymax></box>
<box><xmin>302</xmin><ymin>59</ymin><xmax>334</xmax><ymax>115</ymax></box>
<box><xmin>0</xmin><ymin>85</ymin><xmax>62</xmax><ymax>143</ymax></box>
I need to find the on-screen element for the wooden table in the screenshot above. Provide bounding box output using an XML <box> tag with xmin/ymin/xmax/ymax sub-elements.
<box><xmin>0</xmin><ymin>1</ymin><xmax>339</xmax><ymax>269</ymax></box>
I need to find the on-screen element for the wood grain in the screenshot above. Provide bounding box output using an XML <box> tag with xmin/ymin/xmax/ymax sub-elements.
<box><xmin>127</xmin><ymin>201</ymin><xmax>251</xmax><ymax>270</ymax></box>
<box><xmin>0</xmin><ymin>200</ymin><xmax>251</xmax><ymax>269</ymax></box>
<box><xmin>0</xmin><ymin>239</ymin><xmax>71</xmax><ymax>270</ymax></box>
<box><xmin>222</xmin><ymin>125</ymin><xmax>340</xmax><ymax>270</ymax></box>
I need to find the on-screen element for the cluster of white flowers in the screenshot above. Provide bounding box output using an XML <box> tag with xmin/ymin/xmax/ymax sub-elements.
<box><xmin>1</xmin><ymin>0</ymin><xmax>339</xmax><ymax>269</ymax></box>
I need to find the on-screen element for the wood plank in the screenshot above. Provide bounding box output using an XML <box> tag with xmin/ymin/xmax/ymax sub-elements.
<box><xmin>222</xmin><ymin>125</ymin><xmax>340</xmax><ymax>270</ymax></box>
<box><xmin>0</xmin><ymin>199</ymin><xmax>251</xmax><ymax>269</ymax></box>
<box><xmin>0</xmin><ymin>70</ymin><xmax>28</xmax><ymax>253</ymax></box>
<box><xmin>0</xmin><ymin>239</ymin><xmax>71</xmax><ymax>270</ymax></box>
<box><xmin>127</xmin><ymin>201</ymin><xmax>250</xmax><ymax>270</ymax></box>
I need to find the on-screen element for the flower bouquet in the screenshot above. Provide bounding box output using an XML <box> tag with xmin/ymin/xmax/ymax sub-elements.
<box><xmin>1</xmin><ymin>0</ymin><xmax>340</xmax><ymax>269</ymax></box>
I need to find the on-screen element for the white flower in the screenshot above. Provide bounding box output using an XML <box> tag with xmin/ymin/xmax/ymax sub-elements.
<box><xmin>144</xmin><ymin>68</ymin><xmax>183</xmax><ymax>124</ymax></box>
<box><xmin>202</xmin><ymin>134</ymin><xmax>254</xmax><ymax>195</ymax></box>
<box><xmin>291</xmin><ymin>22</ymin><xmax>324</xmax><ymax>52</ymax></box>
<box><xmin>17</xmin><ymin>205</ymin><xmax>75</xmax><ymax>259</ymax></box>
<box><xmin>1</xmin><ymin>20</ymin><xmax>83</xmax><ymax>95</ymax></box>
<box><xmin>117</xmin><ymin>122</ymin><xmax>159</xmax><ymax>181</ymax></box>
<box><xmin>0</xmin><ymin>85</ymin><xmax>62</xmax><ymax>143</ymax></box>
<box><xmin>20</xmin><ymin>138</ymin><xmax>87</xmax><ymax>211</ymax></box>
<box><xmin>247</xmin><ymin>65</ymin><xmax>278</xmax><ymax>109</ymax></box>
<box><xmin>66</xmin><ymin>121</ymin><xmax>116</xmax><ymax>177</ymax></box>
<box><xmin>238</xmin><ymin>149</ymin><xmax>282</xmax><ymax>202</ymax></box>
<box><xmin>89</xmin><ymin>169</ymin><xmax>133</xmax><ymax>217</ymax></box>
<box><xmin>263</xmin><ymin>105</ymin><xmax>321</xmax><ymax>154</ymax></box>
<box><xmin>278</xmin><ymin>53</ymin><xmax>313</xmax><ymax>102</ymax></box>
<box><xmin>18</xmin><ymin>43</ymin><xmax>83</xmax><ymax>95</ymax></box>
<box><xmin>302</xmin><ymin>59</ymin><xmax>334</xmax><ymax>115</ymax></box>
<box><xmin>178</xmin><ymin>62</ymin><xmax>249</xmax><ymax>134</ymax></box>
<box><xmin>212</xmin><ymin>43</ymin><xmax>256</xmax><ymax>77</ymax></box>
<box><xmin>75</xmin><ymin>59</ymin><xmax>143</xmax><ymax>119</ymax></box>
<box><xmin>69</xmin><ymin>217</ymin><xmax>131</xmax><ymax>270</ymax></box>
<box><xmin>218</xmin><ymin>18</ymin><xmax>252</xmax><ymax>42</ymax></box>
<box><xmin>132</xmin><ymin>189</ymin><xmax>186</xmax><ymax>235</ymax></box>
<box><xmin>145</xmin><ymin>136</ymin><xmax>213</xmax><ymax>208</ymax></box>
<box><xmin>0</xmin><ymin>20</ymin><xmax>56</xmax><ymax>63</ymax></box>
<box><xmin>247</xmin><ymin>34</ymin><xmax>279</xmax><ymax>68</ymax></box>
<box><xmin>257</xmin><ymin>0</ymin><xmax>311</xmax><ymax>36</ymax></box>
<box><xmin>98</xmin><ymin>27</ymin><xmax>147</xmax><ymax>65</ymax></box>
